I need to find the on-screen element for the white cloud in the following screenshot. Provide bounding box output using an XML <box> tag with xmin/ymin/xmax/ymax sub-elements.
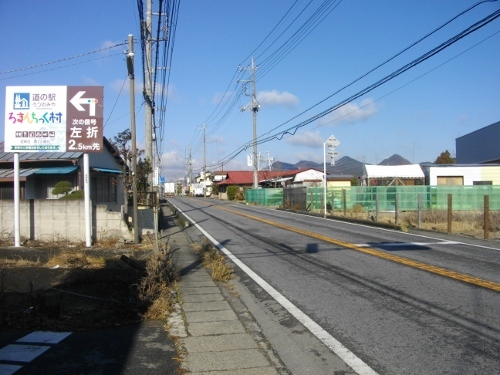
<box><xmin>212</xmin><ymin>91</ymin><xmax>234</xmax><ymax>104</ymax></box>
<box><xmin>161</xmin><ymin>150</ymin><xmax>185</xmax><ymax>169</ymax></box>
<box><xmin>319</xmin><ymin>98</ymin><xmax>377</xmax><ymax>125</ymax></box>
<box><xmin>109</xmin><ymin>78</ymin><xmax>143</xmax><ymax>94</ymax></box>
<box><xmin>101</xmin><ymin>40</ymin><xmax>120</xmax><ymax>50</ymax></box>
<box><xmin>257</xmin><ymin>90</ymin><xmax>298</xmax><ymax>109</ymax></box>
<box><xmin>286</xmin><ymin>131</ymin><xmax>323</xmax><ymax>148</ymax></box>
<box><xmin>165</xmin><ymin>83</ymin><xmax>179</xmax><ymax>102</ymax></box>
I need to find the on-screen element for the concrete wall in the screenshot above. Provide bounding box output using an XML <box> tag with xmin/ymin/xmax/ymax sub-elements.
<box><xmin>0</xmin><ymin>200</ymin><xmax>134</xmax><ymax>243</ymax></box>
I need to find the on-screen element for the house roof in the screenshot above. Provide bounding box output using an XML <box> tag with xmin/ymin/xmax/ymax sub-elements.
<box><xmin>363</xmin><ymin>164</ymin><xmax>424</xmax><ymax>179</ymax></box>
<box><xmin>217</xmin><ymin>171</ymin><xmax>278</xmax><ymax>185</ymax></box>
<box><xmin>217</xmin><ymin>168</ymin><xmax>323</xmax><ymax>186</ymax></box>
<box><xmin>0</xmin><ymin>166</ymin><xmax>79</xmax><ymax>182</ymax></box>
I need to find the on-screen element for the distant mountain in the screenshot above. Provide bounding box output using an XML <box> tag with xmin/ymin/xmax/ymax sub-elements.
<box><xmin>295</xmin><ymin>160</ymin><xmax>322</xmax><ymax>169</ymax></box>
<box><xmin>272</xmin><ymin>155</ymin><xmax>366</xmax><ymax>177</ymax></box>
<box><xmin>271</xmin><ymin>161</ymin><xmax>296</xmax><ymax>171</ymax></box>
<box><xmin>378</xmin><ymin>154</ymin><xmax>411</xmax><ymax>166</ymax></box>
<box><xmin>271</xmin><ymin>154</ymin><xmax>411</xmax><ymax>178</ymax></box>
<box><xmin>328</xmin><ymin>156</ymin><xmax>365</xmax><ymax>177</ymax></box>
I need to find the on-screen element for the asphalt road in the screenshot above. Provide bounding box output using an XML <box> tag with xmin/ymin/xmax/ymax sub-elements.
<box><xmin>168</xmin><ymin>196</ymin><xmax>500</xmax><ymax>375</ymax></box>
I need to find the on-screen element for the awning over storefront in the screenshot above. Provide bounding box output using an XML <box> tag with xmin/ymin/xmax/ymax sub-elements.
<box><xmin>34</xmin><ymin>166</ymin><xmax>78</xmax><ymax>174</ymax></box>
<box><xmin>92</xmin><ymin>167</ymin><xmax>122</xmax><ymax>174</ymax></box>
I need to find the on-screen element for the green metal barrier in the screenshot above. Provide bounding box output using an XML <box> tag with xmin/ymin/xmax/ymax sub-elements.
<box><xmin>245</xmin><ymin>185</ymin><xmax>500</xmax><ymax>211</ymax></box>
<box><xmin>245</xmin><ymin>188</ymin><xmax>283</xmax><ymax>206</ymax></box>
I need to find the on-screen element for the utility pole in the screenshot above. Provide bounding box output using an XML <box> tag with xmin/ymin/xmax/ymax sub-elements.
<box><xmin>239</xmin><ymin>57</ymin><xmax>260</xmax><ymax>189</ymax></box>
<box><xmin>203</xmin><ymin>124</ymin><xmax>206</xmax><ymax>183</ymax></box>
<box><xmin>126</xmin><ymin>34</ymin><xmax>139</xmax><ymax>244</ymax></box>
<box><xmin>144</xmin><ymin>0</ymin><xmax>154</xmax><ymax>191</ymax></box>
<box><xmin>197</xmin><ymin>124</ymin><xmax>207</xmax><ymax>195</ymax></box>
<box><xmin>260</xmin><ymin>151</ymin><xmax>275</xmax><ymax>171</ymax></box>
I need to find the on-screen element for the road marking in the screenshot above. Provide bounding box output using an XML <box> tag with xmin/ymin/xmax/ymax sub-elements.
<box><xmin>355</xmin><ymin>241</ymin><xmax>461</xmax><ymax>247</ymax></box>
<box><xmin>281</xmin><ymin>207</ymin><xmax>500</xmax><ymax>252</ymax></box>
<box><xmin>218</xmin><ymin>205</ymin><xmax>500</xmax><ymax>293</ymax></box>
<box><xmin>0</xmin><ymin>331</ymin><xmax>71</xmax><ymax>374</ymax></box>
<box><xmin>171</xmin><ymin>201</ymin><xmax>378</xmax><ymax>375</ymax></box>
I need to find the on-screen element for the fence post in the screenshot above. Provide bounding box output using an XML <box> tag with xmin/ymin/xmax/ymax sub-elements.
<box><xmin>447</xmin><ymin>194</ymin><xmax>452</xmax><ymax>234</ymax></box>
<box><xmin>375</xmin><ymin>193</ymin><xmax>379</xmax><ymax>222</ymax></box>
<box><xmin>484</xmin><ymin>195</ymin><xmax>489</xmax><ymax>240</ymax></box>
<box><xmin>418</xmin><ymin>194</ymin><xmax>422</xmax><ymax>229</ymax></box>
<box><xmin>395</xmin><ymin>193</ymin><xmax>399</xmax><ymax>226</ymax></box>
<box><xmin>342</xmin><ymin>189</ymin><xmax>347</xmax><ymax>216</ymax></box>
<box><xmin>331</xmin><ymin>191</ymin><xmax>334</xmax><ymax>215</ymax></box>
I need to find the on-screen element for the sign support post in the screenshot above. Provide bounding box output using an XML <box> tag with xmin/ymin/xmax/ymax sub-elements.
<box><xmin>14</xmin><ymin>153</ymin><xmax>20</xmax><ymax>247</ymax></box>
<box><xmin>84</xmin><ymin>153</ymin><xmax>91</xmax><ymax>247</ymax></box>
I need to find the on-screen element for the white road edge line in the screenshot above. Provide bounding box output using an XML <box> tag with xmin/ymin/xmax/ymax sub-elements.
<box><xmin>172</xmin><ymin>202</ymin><xmax>378</xmax><ymax>375</ymax></box>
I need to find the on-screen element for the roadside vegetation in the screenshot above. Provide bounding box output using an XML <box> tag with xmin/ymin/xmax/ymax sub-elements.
<box><xmin>0</xmin><ymin>236</ymin><xmax>177</xmax><ymax>331</ymax></box>
<box><xmin>327</xmin><ymin>206</ymin><xmax>500</xmax><ymax>239</ymax></box>
<box><xmin>192</xmin><ymin>241</ymin><xmax>234</xmax><ymax>282</ymax></box>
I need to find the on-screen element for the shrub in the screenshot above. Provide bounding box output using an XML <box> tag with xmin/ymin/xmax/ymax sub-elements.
<box><xmin>52</xmin><ymin>181</ymin><xmax>72</xmax><ymax>196</ymax></box>
<box><xmin>234</xmin><ymin>189</ymin><xmax>245</xmax><ymax>201</ymax></box>
<box><xmin>60</xmin><ymin>190</ymin><xmax>84</xmax><ymax>200</ymax></box>
<box><xmin>350</xmin><ymin>204</ymin><xmax>365</xmax><ymax>213</ymax></box>
<box><xmin>227</xmin><ymin>185</ymin><xmax>239</xmax><ymax>201</ymax></box>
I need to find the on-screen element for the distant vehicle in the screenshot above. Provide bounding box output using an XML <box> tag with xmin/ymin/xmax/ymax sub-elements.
<box><xmin>193</xmin><ymin>184</ymin><xmax>204</xmax><ymax>197</ymax></box>
<box><xmin>164</xmin><ymin>182</ymin><xmax>175</xmax><ymax>196</ymax></box>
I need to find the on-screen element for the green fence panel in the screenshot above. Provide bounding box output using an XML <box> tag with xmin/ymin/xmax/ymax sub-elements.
<box><xmin>246</xmin><ymin>186</ymin><xmax>500</xmax><ymax>211</ymax></box>
<box><xmin>245</xmin><ymin>188</ymin><xmax>283</xmax><ymax>206</ymax></box>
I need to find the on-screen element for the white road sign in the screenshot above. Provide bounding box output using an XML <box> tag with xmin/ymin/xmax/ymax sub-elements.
<box><xmin>4</xmin><ymin>86</ymin><xmax>103</xmax><ymax>153</ymax></box>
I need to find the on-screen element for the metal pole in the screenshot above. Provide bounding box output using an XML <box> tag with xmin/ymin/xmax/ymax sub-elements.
<box><xmin>14</xmin><ymin>153</ymin><xmax>20</xmax><ymax>247</ymax></box>
<box><xmin>127</xmin><ymin>34</ymin><xmax>140</xmax><ymax>244</ymax></box>
<box><xmin>395</xmin><ymin>193</ymin><xmax>399</xmax><ymax>226</ymax></box>
<box><xmin>484</xmin><ymin>195</ymin><xmax>489</xmax><ymax>240</ymax></box>
<box><xmin>418</xmin><ymin>194</ymin><xmax>422</xmax><ymax>229</ymax></box>
<box><xmin>203</xmin><ymin>124</ymin><xmax>206</xmax><ymax>195</ymax></box>
<box><xmin>323</xmin><ymin>142</ymin><xmax>327</xmax><ymax>218</ymax></box>
<box><xmin>251</xmin><ymin>57</ymin><xmax>259</xmax><ymax>189</ymax></box>
<box><xmin>447</xmin><ymin>194</ymin><xmax>452</xmax><ymax>234</ymax></box>
<box><xmin>84</xmin><ymin>153</ymin><xmax>91</xmax><ymax>247</ymax></box>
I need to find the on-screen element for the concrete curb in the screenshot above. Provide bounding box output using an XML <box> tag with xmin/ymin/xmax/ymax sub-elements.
<box><xmin>162</xmin><ymin>205</ymin><xmax>283</xmax><ymax>374</ymax></box>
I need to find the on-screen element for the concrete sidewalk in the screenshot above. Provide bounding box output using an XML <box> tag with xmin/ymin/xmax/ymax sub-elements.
<box><xmin>162</xmin><ymin>206</ymin><xmax>284</xmax><ymax>375</ymax></box>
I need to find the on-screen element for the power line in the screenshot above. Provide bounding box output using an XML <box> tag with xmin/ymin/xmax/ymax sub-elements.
<box><xmin>0</xmin><ymin>42</ymin><xmax>127</xmax><ymax>75</ymax></box>
<box><xmin>203</xmin><ymin>8</ymin><xmax>500</xmax><ymax>172</ymax></box>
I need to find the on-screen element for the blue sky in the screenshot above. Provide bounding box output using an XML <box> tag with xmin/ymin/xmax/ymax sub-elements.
<box><xmin>1</xmin><ymin>0</ymin><xmax>499</xmax><ymax>181</ymax></box>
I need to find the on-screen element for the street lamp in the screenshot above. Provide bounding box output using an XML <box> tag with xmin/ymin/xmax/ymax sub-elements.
<box><xmin>323</xmin><ymin>135</ymin><xmax>340</xmax><ymax>218</ymax></box>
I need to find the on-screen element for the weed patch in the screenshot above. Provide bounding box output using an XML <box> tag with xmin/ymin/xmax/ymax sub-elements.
<box><xmin>0</xmin><ymin>239</ymin><xmax>178</xmax><ymax>331</ymax></box>
<box><xmin>194</xmin><ymin>241</ymin><xmax>234</xmax><ymax>282</ymax></box>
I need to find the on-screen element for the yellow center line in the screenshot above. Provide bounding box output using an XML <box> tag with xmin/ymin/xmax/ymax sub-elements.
<box><xmin>218</xmin><ymin>205</ymin><xmax>500</xmax><ymax>292</ymax></box>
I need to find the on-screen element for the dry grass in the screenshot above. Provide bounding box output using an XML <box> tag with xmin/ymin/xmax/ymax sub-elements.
<box><xmin>330</xmin><ymin>208</ymin><xmax>500</xmax><ymax>239</ymax></box>
<box><xmin>0</xmin><ymin>238</ymin><xmax>178</xmax><ymax>330</ymax></box>
<box><xmin>194</xmin><ymin>241</ymin><xmax>234</xmax><ymax>282</ymax></box>
<box><xmin>135</xmin><ymin>246</ymin><xmax>178</xmax><ymax>320</ymax></box>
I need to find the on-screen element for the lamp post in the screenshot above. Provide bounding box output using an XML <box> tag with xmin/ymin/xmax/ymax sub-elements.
<box><xmin>323</xmin><ymin>135</ymin><xmax>340</xmax><ymax>218</ymax></box>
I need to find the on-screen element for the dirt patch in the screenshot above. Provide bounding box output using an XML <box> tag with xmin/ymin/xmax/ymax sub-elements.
<box><xmin>0</xmin><ymin>243</ymin><xmax>177</xmax><ymax>332</ymax></box>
